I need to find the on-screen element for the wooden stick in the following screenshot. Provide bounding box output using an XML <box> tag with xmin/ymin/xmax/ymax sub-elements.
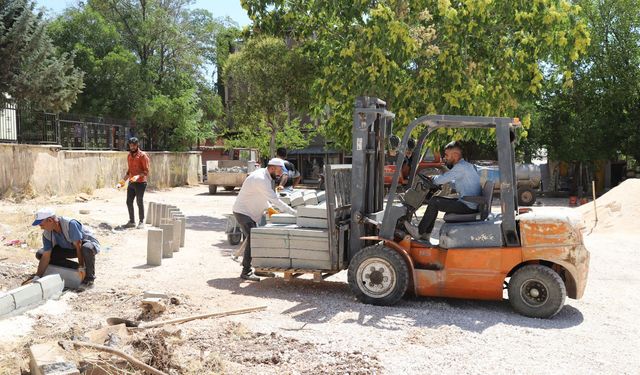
<box><xmin>592</xmin><ymin>180</ymin><xmax>598</xmax><ymax>223</ymax></box>
<box><xmin>136</xmin><ymin>305</ymin><xmax>267</xmax><ymax>330</ymax></box>
<box><xmin>59</xmin><ymin>340</ymin><xmax>167</xmax><ymax>375</ymax></box>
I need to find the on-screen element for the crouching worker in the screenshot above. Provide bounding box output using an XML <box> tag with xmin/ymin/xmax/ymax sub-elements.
<box><xmin>31</xmin><ymin>208</ymin><xmax>100</xmax><ymax>287</ymax></box>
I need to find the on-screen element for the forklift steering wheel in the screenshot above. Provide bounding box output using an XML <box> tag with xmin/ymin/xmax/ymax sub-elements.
<box><xmin>416</xmin><ymin>172</ymin><xmax>439</xmax><ymax>191</ymax></box>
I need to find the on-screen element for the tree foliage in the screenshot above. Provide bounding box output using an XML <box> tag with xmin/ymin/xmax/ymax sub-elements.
<box><xmin>536</xmin><ymin>0</ymin><xmax>640</xmax><ymax>162</ymax></box>
<box><xmin>242</xmin><ymin>0</ymin><xmax>590</xmax><ymax>151</ymax></box>
<box><xmin>223</xmin><ymin>36</ymin><xmax>314</xmax><ymax>157</ymax></box>
<box><xmin>47</xmin><ymin>0</ymin><xmax>232</xmax><ymax>150</ymax></box>
<box><xmin>0</xmin><ymin>0</ymin><xmax>83</xmax><ymax>111</ymax></box>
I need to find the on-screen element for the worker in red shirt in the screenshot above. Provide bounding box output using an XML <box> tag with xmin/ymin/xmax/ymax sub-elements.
<box><xmin>122</xmin><ymin>137</ymin><xmax>150</xmax><ymax>228</ymax></box>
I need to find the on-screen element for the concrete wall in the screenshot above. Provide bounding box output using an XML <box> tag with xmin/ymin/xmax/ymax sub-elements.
<box><xmin>0</xmin><ymin>144</ymin><xmax>201</xmax><ymax>197</ymax></box>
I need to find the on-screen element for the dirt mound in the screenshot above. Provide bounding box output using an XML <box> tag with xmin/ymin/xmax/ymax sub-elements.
<box><xmin>578</xmin><ymin>179</ymin><xmax>640</xmax><ymax>234</ymax></box>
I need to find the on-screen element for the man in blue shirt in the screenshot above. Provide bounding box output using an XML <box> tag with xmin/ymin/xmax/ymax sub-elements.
<box><xmin>404</xmin><ymin>141</ymin><xmax>481</xmax><ymax>241</ymax></box>
<box><xmin>31</xmin><ymin>208</ymin><xmax>100</xmax><ymax>286</ymax></box>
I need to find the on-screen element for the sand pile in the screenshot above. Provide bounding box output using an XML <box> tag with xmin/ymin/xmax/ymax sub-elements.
<box><xmin>578</xmin><ymin>179</ymin><xmax>640</xmax><ymax>234</ymax></box>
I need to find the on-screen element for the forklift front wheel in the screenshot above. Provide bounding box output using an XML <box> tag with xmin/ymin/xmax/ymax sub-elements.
<box><xmin>228</xmin><ymin>233</ymin><xmax>242</xmax><ymax>245</ymax></box>
<box><xmin>348</xmin><ymin>244</ymin><xmax>409</xmax><ymax>306</ymax></box>
<box><xmin>508</xmin><ymin>265</ymin><xmax>566</xmax><ymax>319</ymax></box>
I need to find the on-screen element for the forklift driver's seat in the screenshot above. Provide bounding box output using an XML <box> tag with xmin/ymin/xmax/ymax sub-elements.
<box><xmin>442</xmin><ymin>180</ymin><xmax>495</xmax><ymax>223</ymax></box>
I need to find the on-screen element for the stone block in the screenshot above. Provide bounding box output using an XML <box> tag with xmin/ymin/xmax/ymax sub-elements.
<box><xmin>296</xmin><ymin>203</ymin><xmax>327</xmax><ymax>219</ymax></box>
<box><xmin>289</xmin><ymin>191</ymin><xmax>305</xmax><ymax>207</ymax></box>
<box><xmin>172</xmin><ymin>219</ymin><xmax>181</xmax><ymax>252</ymax></box>
<box><xmin>11</xmin><ymin>284</ymin><xmax>43</xmax><ymax>310</ymax></box>
<box><xmin>146</xmin><ymin>202</ymin><xmax>155</xmax><ymax>224</ymax></box>
<box><xmin>253</xmin><ymin>257</ymin><xmax>291</xmax><ymax>268</ymax></box>
<box><xmin>303</xmin><ymin>193</ymin><xmax>319</xmax><ymax>206</ymax></box>
<box><xmin>153</xmin><ymin>203</ymin><xmax>163</xmax><ymax>227</ymax></box>
<box><xmin>161</xmin><ymin>204</ymin><xmax>169</xmax><ymax>222</ymax></box>
<box><xmin>143</xmin><ymin>291</ymin><xmax>169</xmax><ymax>299</ymax></box>
<box><xmin>288</xmin><ymin>228</ymin><xmax>330</xmax><ymax>239</ymax></box>
<box><xmin>290</xmin><ymin>249</ymin><xmax>331</xmax><ymax>261</ymax></box>
<box><xmin>252</xmin><ymin>246</ymin><xmax>290</xmax><ymax>258</ymax></box>
<box><xmin>296</xmin><ymin>217</ymin><xmax>329</xmax><ymax>229</ymax></box>
<box><xmin>291</xmin><ymin>258</ymin><xmax>332</xmax><ymax>270</ymax></box>
<box><xmin>43</xmin><ymin>265</ymin><xmax>82</xmax><ymax>289</ymax></box>
<box><xmin>0</xmin><ymin>292</ymin><xmax>15</xmax><ymax>316</ymax></box>
<box><xmin>252</xmin><ymin>225</ymin><xmax>295</xmax><ymax>235</ymax></box>
<box><xmin>289</xmin><ymin>238</ymin><xmax>329</xmax><ymax>251</ymax></box>
<box><xmin>316</xmin><ymin>190</ymin><xmax>326</xmax><ymax>202</ymax></box>
<box><xmin>146</xmin><ymin>228</ymin><xmax>163</xmax><ymax>266</ymax></box>
<box><xmin>270</xmin><ymin>213</ymin><xmax>297</xmax><ymax>224</ymax></box>
<box><xmin>34</xmin><ymin>274</ymin><xmax>64</xmax><ymax>300</ymax></box>
<box><xmin>160</xmin><ymin>224</ymin><xmax>174</xmax><ymax>258</ymax></box>
<box><xmin>172</xmin><ymin>215</ymin><xmax>186</xmax><ymax>247</ymax></box>
<box><xmin>280</xmin><ymin>196</ymin><xmax>291</xmax><ymax>205</ymax></box>
<box><xmin>251</xmin><ymin>237</ymin><xmax>288</xmax><ymax>248</ymax></box>
<box><xmin>140</xmin><ymin>297</ymin><xmax>166</xmax><ymax>313</ymax></box>
<box><xmin>30</xmin><ymin>342</ymin><xmax>80</xmax><ymax>375</ymax></box>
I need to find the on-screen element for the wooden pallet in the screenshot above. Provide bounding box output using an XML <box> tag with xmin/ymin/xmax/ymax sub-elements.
<box><xmin>255</xmin><ymin>267</ymin><xmax>339</xmax><ymax>282</ymax></box>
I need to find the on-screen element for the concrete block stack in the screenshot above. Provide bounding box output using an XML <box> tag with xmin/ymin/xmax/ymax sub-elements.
<box><xmin>146</xmin><ymin>202</ymin><xmax>187</xmax><ymax>265</ymax></box>
<box><xmin>0</xmin><ymin>275</ymin><xmax>64</xmax><ymax>318</ymax></box>
<box><xmin>252</xmin><ymin>188</ymin><xmax>336</xmax><ymax>270</ymax></box>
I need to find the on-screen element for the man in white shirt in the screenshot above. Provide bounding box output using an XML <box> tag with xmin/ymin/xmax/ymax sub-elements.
<box><xmin>233</xmin><ymin>158</ymin><xmax>297</xmax><ymax>281</ymax></box>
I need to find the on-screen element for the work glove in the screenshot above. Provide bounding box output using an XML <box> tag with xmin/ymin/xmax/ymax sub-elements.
<box><xmin>266</xmin><ymin>207</ymin><xmax>279</xmax><ymax>218</ymax></box>
<box><xmin>21</xmin><ymin>274</ymin><xmax>39</xmax><ymax>285</ymax></box>
<box><xmin>115</xmin><ymin>179</ymin><xmax>126</xmax><ymax>189</ymax></box>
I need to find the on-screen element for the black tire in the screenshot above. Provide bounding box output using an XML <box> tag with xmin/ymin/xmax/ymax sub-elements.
<box><xmin>508</xmin><ymin>265</ymin><xmax>566</xmax><ymax>318</ymax></box>
<box><xmin>518</xmin><ymin>187</ymin><xmax>536</xmax><ymax>206</ymax></box>
<box><xmin>208</xmin><ymin>185</ymin><xmax>218</xmax><ymax>194</ymax></box>
<box><xmin>224</xmin><ymin>186</ymin><xmax>235</xmax><ymax>191</ymax></box>
<box><xmin>347</xmin><ymin>244</ymin><xmax>409</xmax><ymax>306</ymax></box>
<box><xmin>228</xmin><ymin>233</ymin><xmax>242</xmax><ymax>245</ymax></box>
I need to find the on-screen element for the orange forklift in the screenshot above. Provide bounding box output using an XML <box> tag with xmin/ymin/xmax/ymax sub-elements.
<box><xmin>339</xmin><ymin>97</ymin><xmax>590</xmax><ymax>318</ymax></box>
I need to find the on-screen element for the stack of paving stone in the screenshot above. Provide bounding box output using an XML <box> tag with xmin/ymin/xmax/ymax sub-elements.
<box><xmin>253</xmin><ymin>189</ymin><xmax>334</xmax><ymax>270</ymax></box>
<box><xmin>145</xmin><ymin>202</ymin><xmax>187</xmax><ymax>266</ymax></box>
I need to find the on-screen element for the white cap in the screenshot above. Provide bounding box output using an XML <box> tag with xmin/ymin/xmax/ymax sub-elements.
<box><xmin>267</xmin><ymin>158</ymin><xmax>286</xmax><ymax>168</ymax></box>
<box><xmin>32</xmin><ymin>208</ymin><xmax>55</xmax><ymax>226</ymax></box>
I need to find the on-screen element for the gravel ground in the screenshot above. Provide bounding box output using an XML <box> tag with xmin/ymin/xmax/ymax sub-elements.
<box><xmin>0</xmin><ymin>185</ymin><xmax>638</xmax><ymax>374</ymax></box>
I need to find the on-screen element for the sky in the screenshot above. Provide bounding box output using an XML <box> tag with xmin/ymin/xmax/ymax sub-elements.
<box><xmin>34</xmin><ymin>0</ymin><xmax>251</xmax><ymax>26</ymax></box>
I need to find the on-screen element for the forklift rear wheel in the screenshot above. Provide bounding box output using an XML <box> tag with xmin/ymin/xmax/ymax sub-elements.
<box><xmin>348</xmin><ymin>244</ymin><xmax>409</xmax><ymax>306</ymax></box>
<box><xmin>508</xmin><ymin>265</ymin><xmax>566</xmax><ymax>318</ymax></box>
<box><xmin>228</xmin><ymin>233</ymin><xmax>242</xmax><ymax>245</ymax></box>
<box><xmin>518</xmin><ymin>187</ymin><xmax>536</xmax><ymax>206</ymax></box>
<box><xmin>208</xmin><ymin>185</ymin><xmax>218</xmax><ymax>194</ymax></box>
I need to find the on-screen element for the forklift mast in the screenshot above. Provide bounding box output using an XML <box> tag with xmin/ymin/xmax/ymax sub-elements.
<box><xmin>349</xmin><ymin>97</ymin><xmax>395</xmax><ymax>260</ymax></box>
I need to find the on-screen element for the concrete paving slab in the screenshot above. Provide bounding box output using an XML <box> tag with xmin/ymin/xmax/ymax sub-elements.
<box><xmin>252</xmin><ymin>246</ymin><xmax>290</xmax><ymax>258</ymax></box>
<box><xmin>34</xmin><ymin>274</ymin><xmax>64</xmax><ymax>300</ymax></box>
<box><xmin>290</xmin><ymin>249</ymin><xmax>331</xmax><ymax>261</ymax></box>
<box><xmin>172</xmin><ymin>219</ymin><xmax>181</xmax><ymax>252</ymax></box>
<box><xmin>250</xmin><ymin>238</ymin><xmax>289</xmax><ymax>248</ymax></box>
<box><xmin>270</xmin><ymin>214</ymin><xmax>297</xmax><ymax>224</ymax></box>
<box><xmin>253</xmin><ymin>257</ymin><xmax>291</xmax><ymax>268</ymax></box>
<box><xmin>146</xmin><ymin>228</ymin><xmax>163</xmax><ymax>266</ymax></box>
<box><xmin>30</xmin><ymin>342</ymin><xmax>79</xmax><ymax>375</ymax></box>
<box><xmin>287</xmin><ymin>228</ymin><xmax>330</xmax><ymax>238</ymax></box>
<box><xmin>289</xmin><ymin>239</ymin><xmax>330</xmax><ymax>251</ymax></box>
<box><xmin>296</xmin><ymin>217</ymin><xmax>329</xmax><ymax>229</ymax></box>
<box><xmin>280</xmin><ymin>196</ymin><xmax>291</xmax><ymax>205</ymax></box>
<box><xmin>0</xmin><ymin>292</ymin><xmax>15</xmax><ymax>316</ymax></box>
<box><xmin>291</xmin><ymin>258</ymin><xmax>332</xmax><ymax>270</ymax></box>
<box><xmin>159</xmin><ymin>224</ymin><xmax>174</xmax><ymax>258</ymax></box>
<box><xmin>43</xmin><ymin>265</ymin><xmax>82</xmax><ymax>289</ymax></box>
<box><xmin>316</xmin><ymin>190</ymin><xmax>326</xmax><ymax>202</ymax></box>
<box><xmin>11</xmin><ymin>284</ymin><xmax>43</xmax><ymax>310</ymax></box>
<box><xmin>303</xmin><ymin>193</ymin><xmax>319</xmax><ymax>206</ymax></box>
<box><xmin>296</xmin><ymin>203</ymin><xmax>327</xmax><ymax>219</ymax></box>
<box><xmin>146</xmin><ymin>202</ymin><xmax>155</xmax><ymax>224</ymax></box>
<box><xmin>291</xmin><ymin>196</ymin><xmax>306</xmax><ymax>207</ymax></box>
<box><xmin>152</xmin><ymin>203</ymin><xmax>162</xmax><ymax>227</ymax></box>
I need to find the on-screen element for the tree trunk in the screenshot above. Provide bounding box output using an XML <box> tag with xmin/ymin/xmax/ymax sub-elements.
<box><xmin>269</xmin><ymin>119</ymin><xmax>276</xmax><ymax>158</ymax></box>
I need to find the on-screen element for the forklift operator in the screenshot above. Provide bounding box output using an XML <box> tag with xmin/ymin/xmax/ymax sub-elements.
<box><xmin>404</xmin><ymin>141</ymin><xmax>481</xmax><ymax>241</ymax></box>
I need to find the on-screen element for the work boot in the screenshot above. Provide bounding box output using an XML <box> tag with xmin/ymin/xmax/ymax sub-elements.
<box><xmin>254</xmin><ymin>271</ymin><xmax>276</xmax><ymax>278</ymax></box>
<box><xmin>240</xmin><ymin>270</ymin><xmax>260</xmax><ymax>282</ymax></box>
<box><xmin>123</xmin><ymin>221</ymin><xmax>136</xmax><ymax>229</ymax></box>
<box><xmin>404</xmin><ymin>221</ymin><xmax>431</xmax><ymax>242</ymax></box>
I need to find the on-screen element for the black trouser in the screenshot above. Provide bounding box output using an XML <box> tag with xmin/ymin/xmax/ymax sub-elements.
<box><xmin>36</xmin><ymin>241</ymin><xmax>97</xmax><ymax>281</ymax></box>
<box><xmin>418</xmin><ymin>196</ymin><xmax>477</xmax><ymax>235</ymax></box>
<box><xmin>127</xmin><ymin>181</ymin><xmax>147</xmax><ymax>223</ymax></box>
<box><xmin>233</xmin><ymin>212</ymin><xmax>256</xmax><ymax>274</ymax></box>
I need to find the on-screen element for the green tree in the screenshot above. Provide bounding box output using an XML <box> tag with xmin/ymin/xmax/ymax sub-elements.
<box><xmin>242</xmin><ymin>0</ymin><xmax>590</xmax><ymax>150</ymax></box>
<box><xmin>223</xmin><ymin>36</ymin><xmax>315</xmax><ymax>157</ymax></box>
<box><xmin>537</xmin><ymin>0</ymin><xmax>640</xmax><ymax>163</ymax></box>
<box><xmin>0</xmin><ymin>0</ymin><xmax>83</xmax><ymax>111</ymax></box>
